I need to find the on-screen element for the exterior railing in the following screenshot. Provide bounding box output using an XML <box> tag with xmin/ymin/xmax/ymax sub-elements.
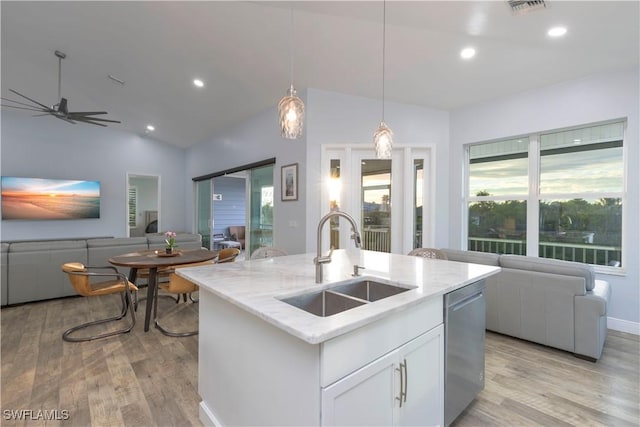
<box><xmin>468</xmin><ymin>237</ymin><xmax>526</xmax><ymax>255</ymax></box>
<box><xmin>468</xmin><ymin>237</ymin><xmax>621</xmax><ymax>266</ymax></box>
<box><xmin>362</xmin><ymin>228</ymin><xmax>390</xmax><ymax>253</ymax></box>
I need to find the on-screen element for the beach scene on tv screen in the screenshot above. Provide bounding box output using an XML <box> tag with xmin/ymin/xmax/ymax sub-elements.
<box><xmin>1</xmin><ymin>177</ymin><xmax>100</xmax><ymax>220</ymax></box>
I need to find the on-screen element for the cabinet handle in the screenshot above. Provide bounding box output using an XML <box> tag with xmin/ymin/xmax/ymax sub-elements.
<box><xmin>396</xmin><ymin>360</ymin><xmax>407</xmax><ymax>407</ymax></box>
<box><xmin>402</xmin><ymin>358</ymin><xmax>408</xmax><ymax>403</ymax></box>
<box><xmin>395</xmin><ymin>364</ymin><xmax>404</xmax><ymax>408</ymax></box>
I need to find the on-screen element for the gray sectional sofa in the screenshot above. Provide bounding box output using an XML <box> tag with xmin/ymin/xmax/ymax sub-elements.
<box><xmin>1</xmin><ymin>233</ymin><xmax>202</xmax><ymax>306</ymax></box>
<box><xmin>441</xmin><ymin>249</ymin><xmax>611</xmax><ymax>361</ymax></box>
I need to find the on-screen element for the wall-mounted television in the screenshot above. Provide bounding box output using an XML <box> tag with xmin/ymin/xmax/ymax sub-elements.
<box><xmin>1</xmin><ymin>176</ymin><xmax>100</xmax><ymax>220</ymax></box>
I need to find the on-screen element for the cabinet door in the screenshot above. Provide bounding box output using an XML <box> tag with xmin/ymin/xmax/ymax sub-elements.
<box><xmin>397</xmin><ymin>324</ymin><xmax>444</xmax><ymax>427</ymax></box>
<box><xmin>321</xmin><ymin>351</ymin><xmax>397</xmax><ymax>426</ymax></box>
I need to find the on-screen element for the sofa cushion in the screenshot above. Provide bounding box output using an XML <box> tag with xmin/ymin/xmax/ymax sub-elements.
<box><xmin>87</xmin><ymin>237</ymin><xmax>148</xmax><ymax>248</ymax></box>
<box><xmin>440</xmin><ymin>248</ymin><xmax>500</xmax><ymax>266</ymax></box>
<box><xmin>8</xmin><ymin>240</ymin><xmax>87</xmax><ymax>304</ymax></box>
<box><xmin>499</xmin><ymin>255</ymin><xmax>596</xmax><ymax>291</ymax></box>
<box><xmin>9</xmin><ymin>240</ymin><xmax>87</xmax><ymax>252</ymax></box>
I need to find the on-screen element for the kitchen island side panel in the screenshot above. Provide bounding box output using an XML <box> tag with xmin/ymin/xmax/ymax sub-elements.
<box><xmin>199</xmin><ymin>287</ymin><xmax>321</xmax><ymax>426</ymax></box>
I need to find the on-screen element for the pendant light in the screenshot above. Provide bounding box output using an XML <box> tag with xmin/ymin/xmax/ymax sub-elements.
<box><xmin>278</xmin><ymin>8</ymin><xmax>305</xmax><ymax>139</ymax></box>
<box><xmin>373</xmin><ymin>0</ymin><xmax>393</xmax><ymax>159</ymax></box>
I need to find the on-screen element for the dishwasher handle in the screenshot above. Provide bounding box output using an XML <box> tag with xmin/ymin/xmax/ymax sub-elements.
<box><xmin>448</xmin><ymin>292</ymin><xmax>483</xmax><ymax>312</ymax></box>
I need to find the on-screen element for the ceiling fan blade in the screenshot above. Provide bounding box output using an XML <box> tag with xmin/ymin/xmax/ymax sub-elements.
<box><xmin>1</xmin><ymin>104</ymin><xmax>49</xmax><ymax>113</ymax></box>
<box><xmin>67</xmin><ymin>111</ymin><xmax>109</xmax><ymax>116</ymax></box>
<box><xmin>1</xmin><ymin>97</ymin><xmax>49</xmax><ymax>110</ymax></box>
<box><xmin>8</xmin><ymin>89</ymin><xmax>51</xmax><ymax>110</ymax></box>
<box><xmin>72</xmin><ymin>118</ymin><xmax>107</xmax><ymax>127</ymax></box>
<box><xmin>55</xmin><ymin>116</ymin><xmax>77</xmax><ymax>125</ymax></box>
<box><xmin>68</xmin><ymin>115</ymin><xmax>121</xmax><ymax>124</ymax></box>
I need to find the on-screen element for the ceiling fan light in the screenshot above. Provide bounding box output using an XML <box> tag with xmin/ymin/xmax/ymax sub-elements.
<box><xmin>278</xmin><ymin>85</ymin><xmax>305</xmax><ymax>139</ymax></box>
<box><xmin>373</xmin><ymin>121</ymin><xmax>393</xmax><ymax>159</ymax></box>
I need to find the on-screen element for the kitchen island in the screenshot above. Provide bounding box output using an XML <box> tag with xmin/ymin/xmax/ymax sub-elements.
<box><xmin>178</xmin><ymin>249</ymin><xmax>500</xmax><ymax>426</ymax></box>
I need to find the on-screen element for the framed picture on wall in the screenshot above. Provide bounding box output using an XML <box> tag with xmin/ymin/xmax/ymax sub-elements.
<box><xmin>281</xmin><ymin>163</ymin><xmax>298</xmax><ymax>201</ymax></box>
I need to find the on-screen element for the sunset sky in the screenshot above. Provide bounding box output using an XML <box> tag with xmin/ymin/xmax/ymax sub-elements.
<box><xmin>1</xmin><ymin>177</ymin><xmax>100</xmax><ymax>197</ymax></box>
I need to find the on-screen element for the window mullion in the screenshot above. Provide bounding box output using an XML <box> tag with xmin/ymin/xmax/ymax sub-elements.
<box><xmin>527</xmin><ymin>135</ymin><xmax>540</xmax><ymax>257</ymax></box>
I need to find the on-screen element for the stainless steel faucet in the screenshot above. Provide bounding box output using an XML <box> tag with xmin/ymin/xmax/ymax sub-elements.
<box><xmin>314</xmin><ymin>210</ymin><xmax>362</xmax><ymax>283</ymax></box>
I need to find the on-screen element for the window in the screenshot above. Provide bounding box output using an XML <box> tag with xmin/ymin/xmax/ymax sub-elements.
<box><xmin>466</xmin><ymin>121</ymin><xmax>624</xmax><ymax>269</ymax></box>
<box><xmin>128</xmin><ymin>186</ymin><xmax>137</xmax><ymax>227</ymax></box>
<box><xmin>361</xmin><ymin>159</ymin><xmax>392</xmax><ymax>253</ymax></box>
<box><xmin>413</xmin><ymin>159</ymin><xmax>424</xmax><ymax>249</ymax></box>
<box><xmin>468</xmin><ymin>138</ymin><xmax>529</xmax><ymax>255</ymax></box>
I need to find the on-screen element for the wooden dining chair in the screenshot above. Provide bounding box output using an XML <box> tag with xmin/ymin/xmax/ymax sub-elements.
<box><xmin>250</xmin><ymin>246</ymin><xmax>288</xmax><ymax>259</ymax></box>
<box><xmin>407</xmin><ymin>248</ymin><xmax>448</xmax><ymax>260</ymax></box>
<box><xmin>216</xmin><ymin>247</ymin><xmax>241</xmax><ymax>263</ymax></box>
<box><xmin>154</xmin><ymin>260</ymin><xmax>213</xmax><ymax>337</ymax></box>
<box><xmin>61</xmin><ymin>262</ymin><xmax>137</xmax><ymax>342</ymax></box>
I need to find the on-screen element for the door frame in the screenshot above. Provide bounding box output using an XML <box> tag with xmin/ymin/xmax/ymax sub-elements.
<box><xmin>321</xmin><ymin>144</ymin><xmax>435</xmax><ymax>254</ymax></box>
<box><xmin>126</xmin><ymin>173</ymin><xmax>160</xmax><ymax>237</ymax></box>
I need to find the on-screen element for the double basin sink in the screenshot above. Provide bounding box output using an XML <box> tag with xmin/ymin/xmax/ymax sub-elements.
<box><xmin>279</xmin><ymin>278</ymin><xmax>413</xmax><ymax>317</ymax></box>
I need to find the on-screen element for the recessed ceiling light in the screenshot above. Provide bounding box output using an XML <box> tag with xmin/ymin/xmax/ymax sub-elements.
<box><xmin>547</xmin><ymin>27</ymin><xmax>567</xmax><ymax>37</ymax></box>
<box><xmin>193</xmin><ymin>79</ymin><xmax>204</xmax><ymax>88</ymax></box>
<box><xmin>460</xmin><ymin>47</ymin><xmax>476</xmax><ymax>59</ymax></box>
<box><xmin>146</xmin><ymin>125</ymin><xmax>155</xmax><ymax>132</ymax></box>
<box><xmin>573</xmin><ymin>138</ymin><xmax>582</xmax><ymax>144</ymax></box>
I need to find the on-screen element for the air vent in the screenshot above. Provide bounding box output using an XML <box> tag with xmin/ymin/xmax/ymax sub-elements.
<box><xmin>508</xmin><ymin>0</ymin><xmax>547</xmax><ymax>14</ymax></box>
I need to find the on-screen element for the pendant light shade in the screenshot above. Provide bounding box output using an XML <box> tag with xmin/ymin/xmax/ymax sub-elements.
<box><xmin>278</xmin><ymin>8</ymin><xmax>305</xmax><ymax>140</ymax></box>
<box><xmin>278</xmin><ymin>84</ymin><xmax>305</xmax><ymax>139</ymax></box>
<box><xmin>373</xmin><ymin>0</ymin><xmax>393</xmax><ymax>158</ymax></box>
<box><xmin>373</xmin><ymin>121</ymin><xmax>393</xmax><ymax>159</ymax></box>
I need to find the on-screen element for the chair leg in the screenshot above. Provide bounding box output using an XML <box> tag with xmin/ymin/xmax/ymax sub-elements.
<box><xmin>135</xmin><ymin>290</ymin><xmax>177</xmax><ymax>311</ymax></box>
<box><xmin>153</xmin><ymin>290</ymin><xmax>198</xmax><ymax>337</ymax></box>
<box><xmin>63</xmin><ymin>291</ymin><xmax>137</xmax><ymax>342</ymax></box>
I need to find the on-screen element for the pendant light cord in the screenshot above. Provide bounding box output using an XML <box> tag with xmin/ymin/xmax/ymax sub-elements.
<box><xmin>289</xmin><ymin>7</ymin><xmax>294</xmax><ymax>87</ymax></box>
<box><xmin>381</xmin><ymin>0</ymin><xmax>386</xmax><ymax>121</ymax></box>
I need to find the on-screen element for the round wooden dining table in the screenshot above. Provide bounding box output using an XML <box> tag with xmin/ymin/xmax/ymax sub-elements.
<box><xmin>109</xmin><ymin>248</ymin><xmax>217</xmax><ymax>332</ymax></box>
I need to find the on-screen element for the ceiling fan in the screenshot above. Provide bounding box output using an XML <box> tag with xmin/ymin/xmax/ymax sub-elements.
<box><xmin>1</xmin><ymin>50</ymin><xmax>121</xmax><ymax>127</ymax></box>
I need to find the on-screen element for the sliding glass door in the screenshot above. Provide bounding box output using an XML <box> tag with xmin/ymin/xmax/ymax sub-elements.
<box><xmin>194</xmin><ymin>160</ymin><xmax>275</xmax><ymax>254</ymax></box>
<box><xmin>196</xmin><ymin>180</ymin><xmax>212</xmax><ymax>249</ymax></box>
<box><xmin>248</xmin><ymin>164</ymin><xmax>274</xmax><ymax>256</ymax></box>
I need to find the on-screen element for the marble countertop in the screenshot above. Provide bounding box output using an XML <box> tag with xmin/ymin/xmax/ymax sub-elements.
<box><xmin>177</xmin><ymin>249</ymin><xmax>500</xmax><ymax>344</ymax></box>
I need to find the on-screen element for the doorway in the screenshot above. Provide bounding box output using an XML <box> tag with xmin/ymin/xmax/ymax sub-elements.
<box><xmin>127</xmin><ymin>174</ymin><xmax>160</xmax><ymax>237</ymax></box>
<box><xmin>322</xmin><ymin>146</ymin><xmax>433</xmax><ymax>254</ymax></box>
<box><xmin>194</xmin><ymin>159</ymin><xmax>275</xmax><ymax>256</ymax></box>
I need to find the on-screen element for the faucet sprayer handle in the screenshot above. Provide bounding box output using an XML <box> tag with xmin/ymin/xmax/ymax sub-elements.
<box><xmin>352</xmin><ymin>232</ymin><xmax>362</xmax><ymax>248</ymax></box>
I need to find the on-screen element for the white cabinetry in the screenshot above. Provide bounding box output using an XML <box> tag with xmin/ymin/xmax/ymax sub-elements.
<box><xmin>198</xmin><ymin>289</ymin><xmax>444</xmax><ymax>427</ymax></box>
<box><xmin>321</xmin><ymin>325</ymin><xmax>444</xmax><ymax>426</ymax></box>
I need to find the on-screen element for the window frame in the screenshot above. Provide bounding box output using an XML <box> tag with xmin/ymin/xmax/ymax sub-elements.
<box><xmin>464</xmin><ymin>120</ymin><xmax>627</xmax><ymax>275</ymax></box>
<box><xmin>128</xmin><ymin>185</ymin><xmax>138</xmax><ymax>228</ymax></box>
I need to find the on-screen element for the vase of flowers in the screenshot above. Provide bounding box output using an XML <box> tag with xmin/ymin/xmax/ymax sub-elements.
<box><xmin>165</xmin><ymin>231</ymin><xmax>177</xmax><ymax>254</ymax></box>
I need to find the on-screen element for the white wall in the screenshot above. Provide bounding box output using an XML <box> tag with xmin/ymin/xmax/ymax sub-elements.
<box><xmin>185</xmin><ymin>98</ymin><xmax>307</xmax><ymax>255</ymax></box>
<box><xmin>0</xmin><ymin>111</ymin><xmax>187</xmax><ymax>240</ymax></box>
<box><xmin>449</xmin><ymin>67</ymin><xmax>640</xmax><ymax>327</ymax></box>
<box><xmin>304</xmin><ymin>89</ymin><xmax>450</xmax><ymax>253</ymax></box>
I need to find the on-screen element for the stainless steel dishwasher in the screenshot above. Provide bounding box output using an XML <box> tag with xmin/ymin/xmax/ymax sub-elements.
<box><xmin>444</xmin><ymin>280</ymin><xmax>486</xmax><ymax>426</ymax></box>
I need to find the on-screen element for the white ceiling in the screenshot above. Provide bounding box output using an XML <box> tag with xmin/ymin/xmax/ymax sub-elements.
<box><xmin>2</xmin><ymin>1</ymin><xmax>638</xmax><ymax>148</ymax></box>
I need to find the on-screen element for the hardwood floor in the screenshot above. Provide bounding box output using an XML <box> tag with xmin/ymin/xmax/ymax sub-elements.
<box><xmin>454</xmin><ymin>330</ymin><xmax>640</xmax><ymax>427</ymax></box>
<box><xmin>2</xmin><ymin>292</ymin><xmax>638</xmax><ymax>426</ymax></box>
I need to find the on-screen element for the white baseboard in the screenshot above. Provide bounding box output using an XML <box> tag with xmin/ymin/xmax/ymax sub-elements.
<box><xmin>608</xmin><ymin>316</ymin><xmax>640</xmax><ymax>335</ymax></box>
